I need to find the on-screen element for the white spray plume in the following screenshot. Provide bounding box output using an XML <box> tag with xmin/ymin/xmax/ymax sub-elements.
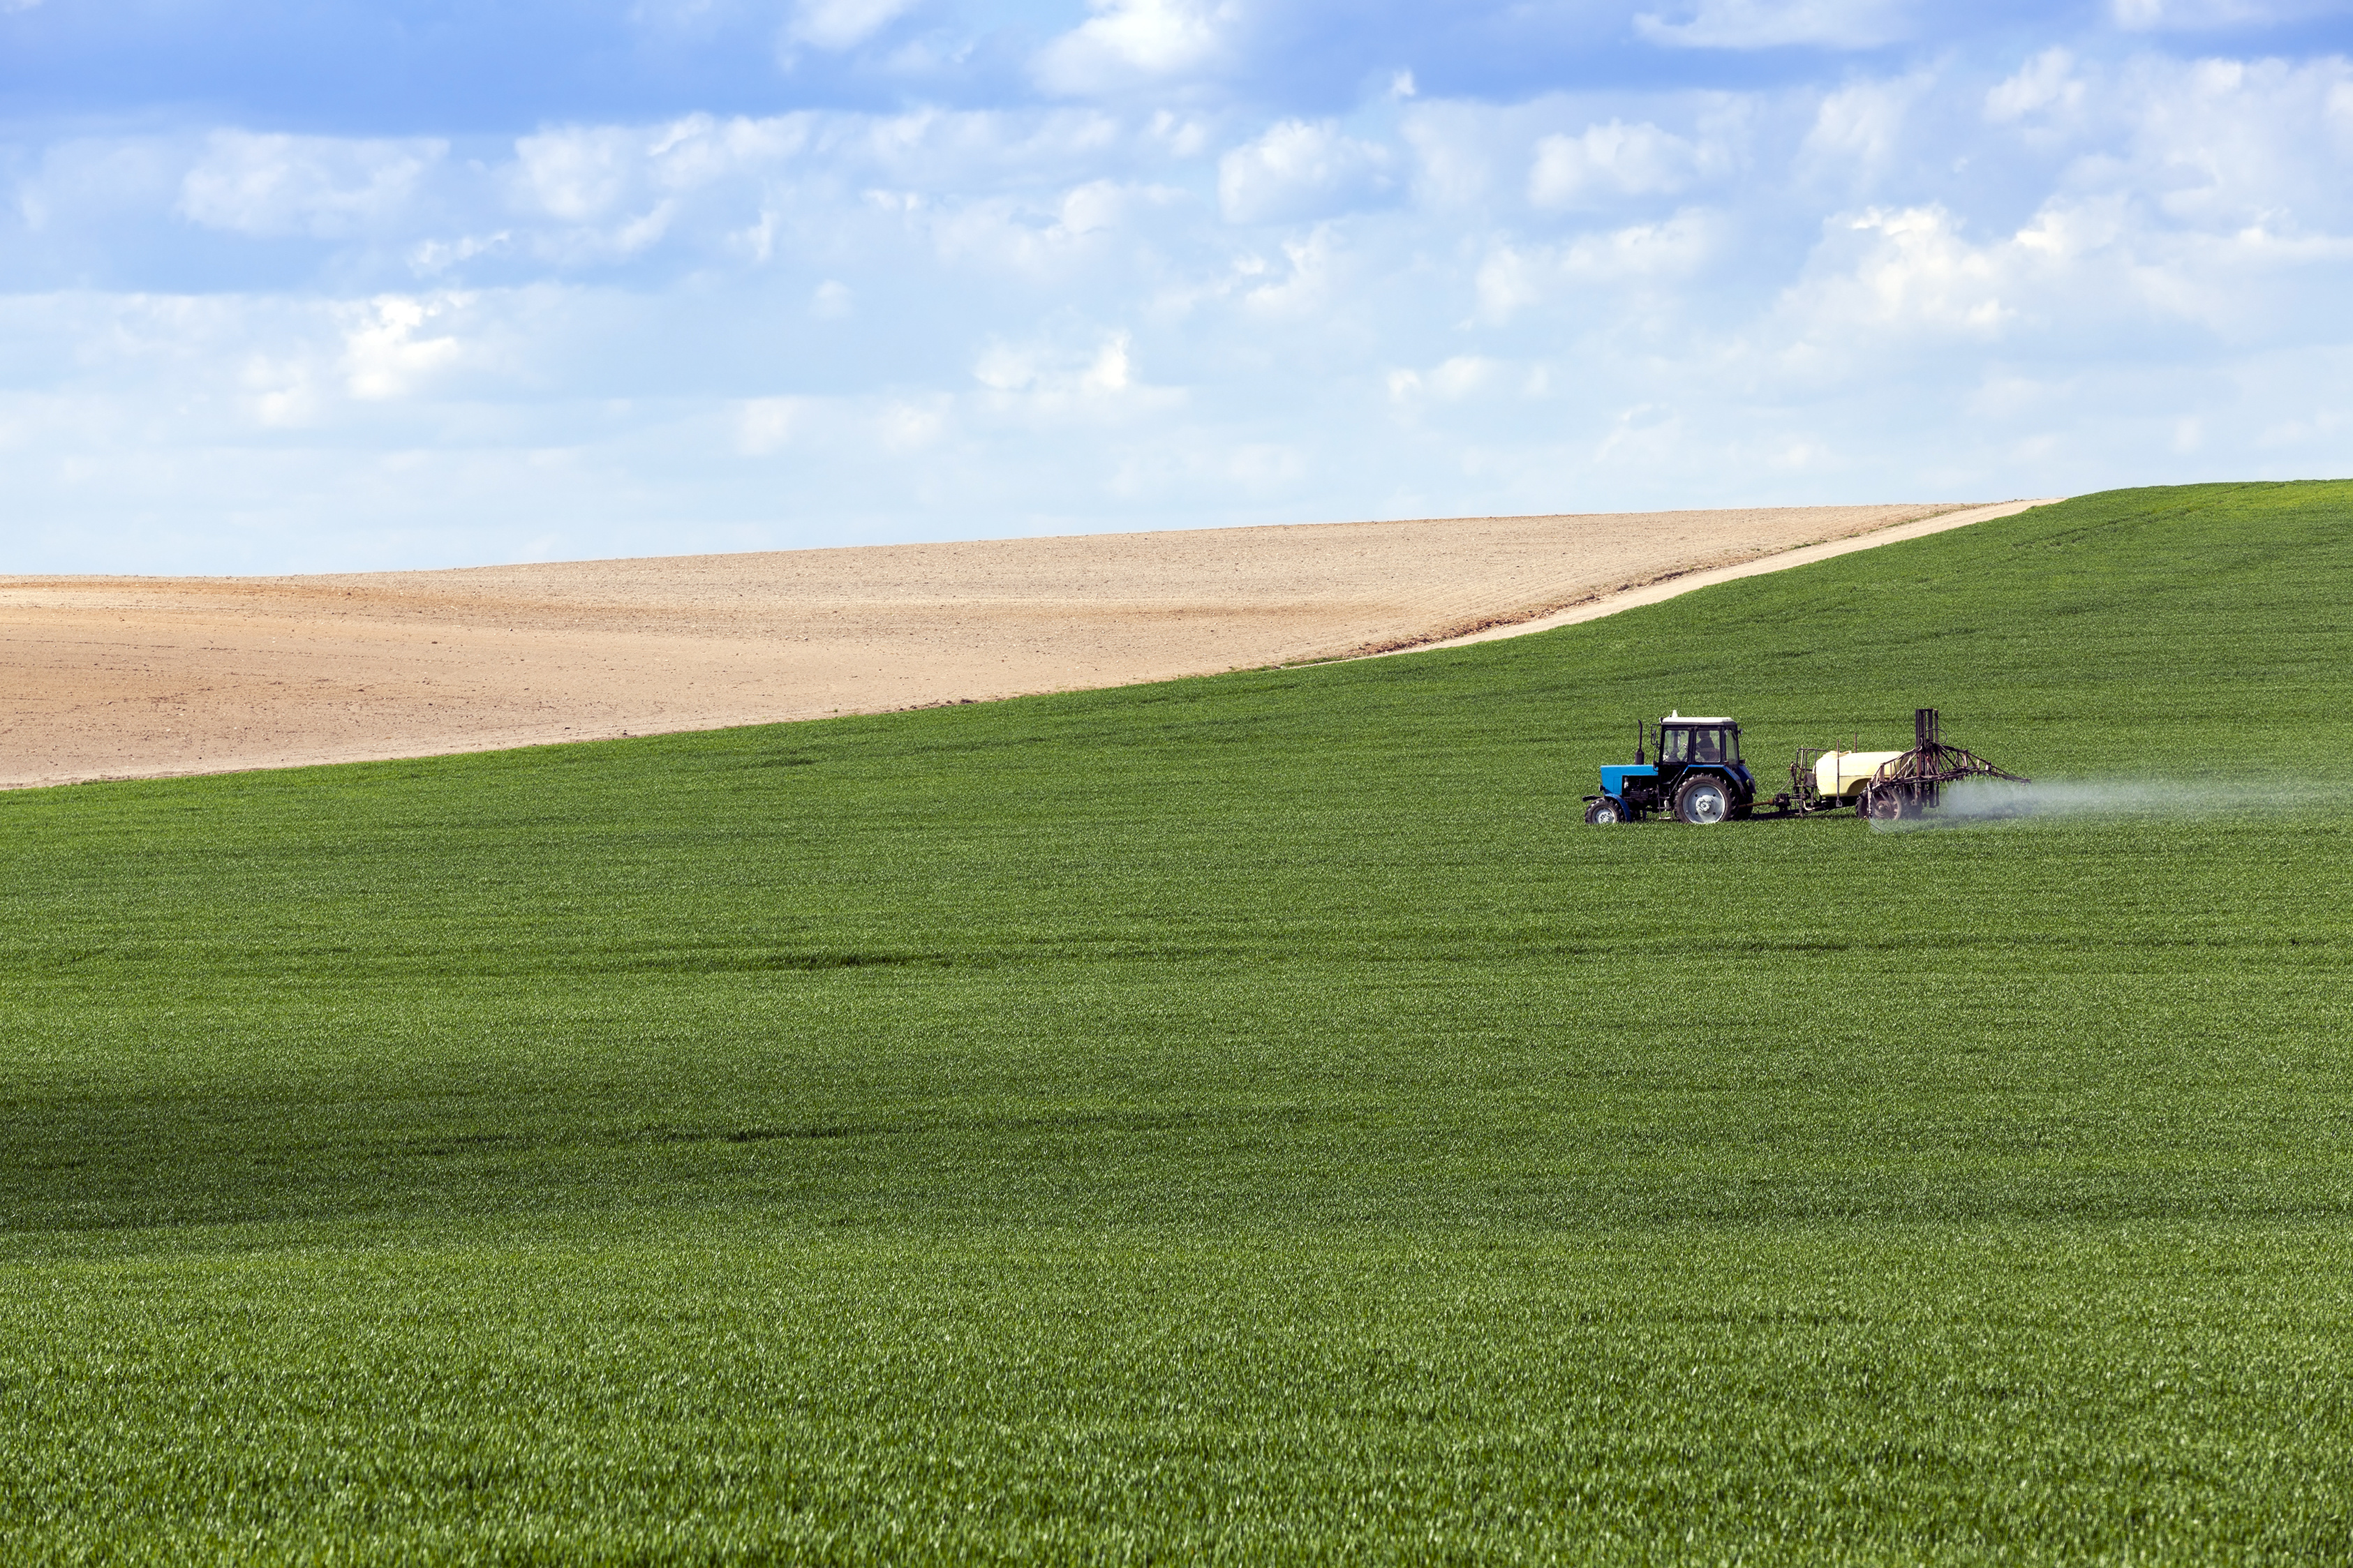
<box><xmin>1872</xmin><ymin>776</ymin><xmax>2287</xmax><ymax>830</ymax></box>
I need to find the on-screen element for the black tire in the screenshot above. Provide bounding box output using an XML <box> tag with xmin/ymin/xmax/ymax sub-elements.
<box><xmin>1673</xmin><ymin>775</ymin><xmax>1732</xmax><ymax>826</ymax></box>
<box><xmin>1584</xmin><ymin>798</ymin><xmax>1623</xmax><ymax>826</ymax></box>
<box><xmin>1862</xmin><ymin>784</ymin><xmax>1913</xmax><ymax>821</ymax></box>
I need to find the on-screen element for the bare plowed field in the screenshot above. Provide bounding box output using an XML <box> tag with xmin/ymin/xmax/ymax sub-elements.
<box><xmin>1</xmin><ymin>503</ymin><xmax>2022</xmax><ymax>789</ymax></box>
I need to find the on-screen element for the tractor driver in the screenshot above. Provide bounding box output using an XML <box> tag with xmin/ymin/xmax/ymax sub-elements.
<box><xmin>1691</xmin><ymin>728</ymin><xmax>1723</xmax><ymax>764</ymax></box>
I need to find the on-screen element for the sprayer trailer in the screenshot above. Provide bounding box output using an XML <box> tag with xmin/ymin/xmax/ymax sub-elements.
<box><xmin>1846</xmin><ymin>708</ymin><xmax>2029</xmax><ymax>821</ymax></box>
<box><xmin>1584</xmin><ymin>708</ymin><xmax>2028</xmax><ymax>825</ymax></box>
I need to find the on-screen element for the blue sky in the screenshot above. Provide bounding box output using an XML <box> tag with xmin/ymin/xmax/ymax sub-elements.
<box><xmin>5</xmin><ymin>0</ymin><xmax>2352</xmax><ymax>571</ymax></box>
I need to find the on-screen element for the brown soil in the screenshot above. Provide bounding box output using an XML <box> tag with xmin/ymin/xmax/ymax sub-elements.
<box><xmin>1</xmin><ymin>503</ymin><xmax>1981</xmax><ymax>789</ymax></box>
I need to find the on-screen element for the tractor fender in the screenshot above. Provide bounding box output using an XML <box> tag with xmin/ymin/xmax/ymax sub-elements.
<box><xmin>1684</xmin><ymin>764</ymin><xmax>1751</xmax><ymax>793</ymax></box>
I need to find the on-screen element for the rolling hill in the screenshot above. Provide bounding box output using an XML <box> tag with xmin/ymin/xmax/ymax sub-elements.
<box><xmin>5</xmin><ymin>481</ymin><xmax>2350</xmax><ymax>1561</ymax></box>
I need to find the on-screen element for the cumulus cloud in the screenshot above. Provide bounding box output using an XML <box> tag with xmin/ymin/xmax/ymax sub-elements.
<box><xmin>1986</xmin><ymin>50</ymin><xmax>2086</xmax><ymax>126</ymax></box>
<box><xmin>1802</xmin><ymin>73</ymin><xmax>1931</xmax><ymax>180</ymax></box>
<box><xmin>507</xmin><ymin>114</ymin><xmax>809</xmax><ymax>230</ymax></box>
<box><xmin>1387</xmin><ymin>354</ymin><xmax>1507</xmax><ymax>407</ymax></box>
<box><xmin>1218</xmin><ymin>120</ymin><xmax>1394</xmax><ymax>223</ymax></box>
<box><xmin>1034</xmin><ymin>0</ymin><xmax>1236</xmax><ymax>94</ymax></box>
<box><xmin>737</xmin><ymin>396</ymin><xmax>810</xmax><ymax>454</ymax></box>
<box><xmin>512</xmin><ymin>127</ymin><xmax>642</xmax><ymax>223</ymax></box>
<box><xmin>1528</xmin><ymin>120</ymin><xmax>1717</xmax><ymax>207</ymax></box>
<box><xmin>339</xmin><ymin>294</ymin><xmax>474</xmax><ymax>399</ymax></box>
<box><xmin>10</xmin><ymin>23</ymin><xmax>2353</xmax><ymax>572</ymax></box>
<box><xmin>2110</xmin><ymin>0</ymin><xmax>2353</xmax><ymax>29</ymax></box>
<box><xmin>1233</xmin><ymin>228</ymin><xmax>1342</xmax><ymax>317</ymax></box>
<box><xmin>1784</xmin><ymin>206</ymin><xmax>2016</xmax><ymax>343</ymax></box>
<box><xmin>1636</xmin><ymin>0</ymin><xmax>1915</xmax><ymax>49</ymax></box>
<box><xmin>787</xmin><ymin>0</ymin><xmax>917</xmax><ymax>50</ymax></box>
<box><xmin>971</xmin><ymin>331</ymin><xmax>1183</xmax><ymax>424</ymax></box>
<box><xmin>1476</xmin><ymin>209</ymin><xmax>1723</xmax><ymax>320</ymax></box>
<box><xmin>2119</xmin><ymin>55</ymin><xmax>2353</xmax><ymax>230</ymax></box>
<box><xmin>179</xmin><ymin>132</ymin><xmax>445</xmax><ymax>238</ymax></box>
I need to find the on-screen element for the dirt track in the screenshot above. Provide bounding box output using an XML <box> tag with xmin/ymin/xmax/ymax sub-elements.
<box><xmin>2</xmin><ymin>503</ymin><xmax>2014</xmax><ymax>789</ymax></box>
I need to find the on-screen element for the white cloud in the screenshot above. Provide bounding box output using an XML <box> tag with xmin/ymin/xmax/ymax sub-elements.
<box><xmin>1636</xmin><ymin>0</ymin><xmax>1914</xmax><ymax>49</ymax></box>
<box><xmin>1786</xmin><ymin>206</ymin><xmax>2014</xmax><ymax>342</ymax></box>
<box><xmin>2117</xmin><ymin>55</ymin><xmax>2353</xmax><ymax>230</ymax></box>
<box><xmin>505</xmin><ymin>114</ymin><xmax>808</xmax><ymax>232</ymax></box>
<box><xmin>2111</xmin><ymin>0</ymin><xmax>2353</xmax><ymax>29</ymax></box>
<box><xmin>1219</xmin><ymin>121</ymin><xmax>1393</xmax><ymax>224</ymax></box>
<box><xmin>737</xmin><ymin>396</ymin><xmax>809</xmax><ymax>454</ymax></box>
<box><xmin>1034</xmin><ymin>0</ymin><xmax>1235</xmax><ymax>94</ymax></box>
<box><xmin>1986</xmin><ymin>49</ymin><xmax>2087</xmax><ymax>125</ymax></box>
<box><xmin>875</xmin><ymin>398</ymin><xmax>948</xmax><ymax>450</ymax></box>
<box><xmin>1475</xmin><ymin>210</ymin><xmax>1723</xmax><ymax>321</ymax></box>
<box><xmin>921</xmin><ymin>180</ymin><xmax>1179</xmax><ymax>279</ymax></box>
<box><xmin>1593</xmin><ymin>403</ymin><xmax>1689</xmax><ymax>469</ymax></box>
<box><xmin>1775</xmin><ymin>158</ymin><xmax>2353</xmax><ymax>370</ymax></box>
<box><xmin>410</xmin><ymin>231</ymin><xmax>514</xmax><ymax>273</ymax></box>
<box><xmin>339</xmin><ymin>294</ymin><xmax>471</xmax><ymax>399</ymax></box>
<box><xmin>179</xmin><ymin>132</ymin><xmax>445</xmax><ymax>239</ymax></box>
<box><xmin>970</xmin><ymin>331</ymin><xmax>1175</xmax><ymax>424</ymax></box>
<box><xmin>512</xmin><ymin>126</ymin><xmax>641</xmax><ymax>221</ymax></box>
<box><xmin>1802</xmin><ymin>75</ymin><xmax>1930</xmax><ymax>179</ymax></box>
<box><xmin>1387</xmin><ymin>354</ymin><xmax>1505</xmax><ymax>405</ymax></box>
<box><xmin>1473</xmin><ymin>248</ymin><xmax>1543</xmax><ymax>322</ymax></box>
<box><xmin>811</xmin><ymin>279</ymin><xmax>854</xmax><ymax>318</ymax></box>
<box><xmin>1148</xmin><ymin>109</ymin><xmax>1210</xmax><ymax>158</ymax></box>
<box><xmin>787</xmin><ymin>0</ymin><xmax>916</xmax><ymax>50</ymax></box>
<box><xmin>1560</xmin><ymin>209</ymin><xmax>1724</xmax><ymax>282</ymax></box>
<box><xmin>239</xmin><ymin>351</ymin><xmax>325</xmax><ymax>428</ymax></box>
<box><xmin>11</xmin><ymin>58</ymin><xmax>2353</xmax><ymax>574</ymax></box>
<box><xmin>1529</xmin><ymin>121</ymin><xmax>1713</xmax><ymax>207</ymax></box>
<box><xmin>1398</xmin><ymin>107</ymin><xmax>1499</xmax><ymax>210</ymax></box>
<box><xmin>1235</xmin><ymin>228</ymin><xmax>1341</xmax><ymax>316</ymax></box>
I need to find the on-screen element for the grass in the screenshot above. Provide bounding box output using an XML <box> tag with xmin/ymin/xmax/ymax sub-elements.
<box><xmin>4</xmin><ymin>479</ymin><xmax>2352</xmax><ymax>1562</ymax></box>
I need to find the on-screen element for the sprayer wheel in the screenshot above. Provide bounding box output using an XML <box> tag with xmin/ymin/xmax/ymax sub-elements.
<box><xmin>1862</xmin><ymin>786</ymin><xmax>1910</xmax><ymax>822</ymax></box>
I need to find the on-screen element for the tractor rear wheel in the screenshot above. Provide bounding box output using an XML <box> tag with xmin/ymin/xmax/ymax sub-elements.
<box><xmin>1674</xmin><ymin>775</ymin><xmax>1732</xmax><ymax>826</ymax></box>
<box><xmin>1584</xmin><ymin>798</ymin><xmax>1622</xmax><ymax>826</ymax></box>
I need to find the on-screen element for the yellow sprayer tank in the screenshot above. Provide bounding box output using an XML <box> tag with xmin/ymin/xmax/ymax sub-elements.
<box><xmin>1814</xmin><ymin>750</ymin><xmax>1908</xmax><ymax>801</ymax></box>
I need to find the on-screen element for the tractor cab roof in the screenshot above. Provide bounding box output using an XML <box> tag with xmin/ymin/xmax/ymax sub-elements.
<box><xmin>1661</xmin><ymin>711</ymin><xmax>1735</xmax><ymax>725</ymax></box>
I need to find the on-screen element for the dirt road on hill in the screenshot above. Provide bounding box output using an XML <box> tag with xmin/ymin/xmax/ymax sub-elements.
<box><xmin>0</xmin><ymin>500</ymin><xmax>2049</xmax><ymax>789</ymax></box>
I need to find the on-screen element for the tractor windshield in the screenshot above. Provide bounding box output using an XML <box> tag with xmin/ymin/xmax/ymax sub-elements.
<box><xmin>1658</xmin><ymin>728</ymin><xmax>1689</xmax><ymax>763</ymax></box>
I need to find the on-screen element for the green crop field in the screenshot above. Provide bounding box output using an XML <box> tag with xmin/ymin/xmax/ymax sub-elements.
<box><xmin>5</xmin><ymin>481</ymin><xmax>2352</xmax><ymax>1562</ymax></box>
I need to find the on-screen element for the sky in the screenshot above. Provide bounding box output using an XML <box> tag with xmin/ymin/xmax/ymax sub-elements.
<box><xmin>4</xmin><ymin>0</ymin><xmax>2352</xmax><ymax>572</ymax></box>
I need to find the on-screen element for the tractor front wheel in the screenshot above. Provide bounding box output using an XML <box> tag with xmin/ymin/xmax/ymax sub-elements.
<box><xmin>1674</xmin><ymin>775</ymin><xmax>1732</xmax><ymax>826</ymax></box>
<box><xmin>1584</xmin><ymin>798</ymin><xmax>1623</xmax><ymax>826</ymax></box>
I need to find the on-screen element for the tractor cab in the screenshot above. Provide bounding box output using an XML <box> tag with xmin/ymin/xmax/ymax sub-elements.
<box><xmin>1585</xmin><ymin>712</ymin><xmax>1758</xmax><ymax>826</ymax></box>
<box><xmin>1657</xmin><ymin>718</ymin><xmax>1739</xmax><ymax>769</ymax></box>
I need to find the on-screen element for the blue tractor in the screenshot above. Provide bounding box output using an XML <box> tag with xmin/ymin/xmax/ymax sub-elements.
<box><xmin>1584</xmin><ymin>711</ymin><xmax>1758</xmax><ymax>826</ymax></box>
